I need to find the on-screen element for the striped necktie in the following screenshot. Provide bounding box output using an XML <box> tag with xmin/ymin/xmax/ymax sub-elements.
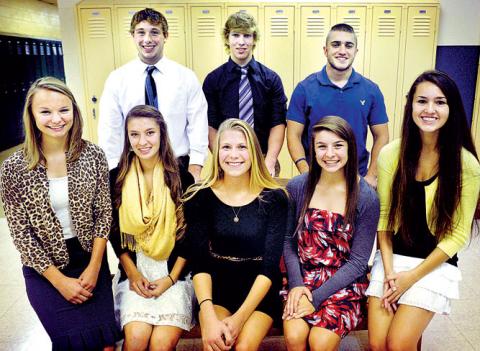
<box><xmin>238</xmin><ymin>67</ymin><xmax>254</xmax><ymax>127</ymax></box>
<box><xmin>145</xmin><ymin>65</ymin><xmax>158</xmax><ymax>109</ymax></box>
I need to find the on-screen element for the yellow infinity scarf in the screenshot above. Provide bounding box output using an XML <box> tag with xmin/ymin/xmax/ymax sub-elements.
<box><xmin>119</xmin><ymin>157</ymin><xmax>176</xmax><ymax>261</ymax></box>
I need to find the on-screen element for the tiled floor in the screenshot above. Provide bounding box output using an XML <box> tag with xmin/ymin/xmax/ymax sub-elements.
<box><xmin>0</xmin><ymin>215</ymin><xmax>479</xmax><ymax>350</ymax></box>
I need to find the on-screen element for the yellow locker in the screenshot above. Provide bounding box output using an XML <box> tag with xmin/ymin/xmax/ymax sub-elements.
<box><xmin>226</xmin><ymin>6</ymin><xmax>263</xmax><ymax>62</ymax></box>
<box><xmin>335</xmin><ymin>6</ymin><xmax>367</xmax><ymax>74</ymax></box>
<box><xmin>299</xmin><ymin>6</ymin><xmax>331</xmax><ymax>81</ymax></box>
<box><xmin>153</xmin><ymin>5</ymin><xmax>187</xmax><ymax>66</ymax></box>
<box><xmin>190</xmin><ymin>6</ymin><xmax>224</xmax><ymax>83</ymax></box>
<box><xmin>263</xmin><ymin>6</ymin><xmax>295</xmax><ymax>178</ymax></box>
<box><xmin>396</xmin><ymin>6</ymin><xmax>438</xmax><ymax>138</ymax></box>
<box><xmin>369</xmin><ymin>6</ymin><xmax>402</xmax><ymax>141</ymax></box>
<box><xmin>79</xmin><ymin>8</ymin><xmax>116</xmax><ymax>143</ymax></box>
<box><xmin>115</xmin><ymin>7</ymin><xmax>144</xmax><ymax>67</ymax></box>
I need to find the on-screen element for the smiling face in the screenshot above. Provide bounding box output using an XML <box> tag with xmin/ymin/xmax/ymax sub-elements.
<box><xmin>412</xmin><ymin>81</ymin><xmax>449</xmax><ymax>136</ymax></box>
<box><xmin>218</xmin><ymin>129</ymin><xmax>252</xmax><ymax>179</ymax></box>
<box><xmin>132</xmin><ymin>20</ymin><xmax>167</xmax><ymax>65</ymax></box>
<box><xmin>31</xmin><ymin>88</ymin><xmax>74</xmax><ymax>144</ymax></box>
<box><xmin>314</xmin><ymin>130</ymin><xmax>348</xmax><ymax>175</ymax></box>
<box><xmin>127</xmin><ymin>117</ymin><xmax>161</xmax><ymax>164</ymax></box>
<box><xmin>324</xmin><ymin>30</ymin><xmax>357</xmax><ymax>73</ymax></box>
<box><xmin>228</xmin><ymin>31</ymin><xmax>254</xmax><ymax>66</ymax></box>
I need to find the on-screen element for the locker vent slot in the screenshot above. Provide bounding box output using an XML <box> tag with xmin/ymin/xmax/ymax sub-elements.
<box><xmin>168</xmin><ymin>17</ymin><xmax>181</xmax><ymax>38</ymax></box>
<box><xmin>377</xmin><ymin>17</ymin><xmax>396</xmax><ymax>37</ymax></box>
<box><xmin>306</xmin><ymin>17</ymin><xmax>326</xmax><ymax>37</ymax></box>
<box><xmin>412</xmin><ymin>16</ymin><xmax>431</xmax><ymax>37</ymax></box>
<box><xmin>122</xmin><ymin>16</ymin><xmax>131</xmax><ymax>37</ymax></box>
<box><xmin>270</xmin><ymin>16</ymin><xmax>289</xmax><ymax>37</ymax></box>
<box><xmin>87</xmin><ymin>18</ymin><xmax>108</xmax><ymax>39</ymax></box>
<box><xmin>341</xmin><ymin>17</ymin><xmax>361</xmax><ymax>37</ymax></box>
<box><xmin>196</xmin><ymin>17</ymin><xmax>216</xmax><ymax>37</ymax></box>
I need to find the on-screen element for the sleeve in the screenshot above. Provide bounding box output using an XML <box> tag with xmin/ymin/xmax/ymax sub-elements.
<box><xmin>368</xmin><ymin>83</ymin><xmax>389</xmax><ymax>126</ymax></box>
<box><xmin>376</xmin><ymin>143</ymin><xmax>397</xmax><ymax>231</ymax></box>
<box><xmin>108</xmin><ymin>168</ymin><xmax>128</xmax><ymax>258</ymax></box>
<box><xmin>283</xmin><ymin>180</ymin><xmax>306</xmax><ymax>288</ymax></box>
<box><xmin>98</xmin><ymin>72</ymin><xmax>124</xmax><ymax>170</ymax></box>
<box><xmin>183</xmin><ymin>190</ymin><xmax>211</xmax><ymax>275</ymax></box>
<box><xmin>437</xmin><ymin>155</ymin><xmax>480</xmax><ymax>257</ymax></box>
<box><xmin>311</xmin><ymin>184</ymin><xmax>380</xmax><ymax>308</ymax></box>
<box><xmin>286</xmin><ymin>83</ymin><xmax>308</xmax><ymax>124</ymax></box>
<box><xmin>0</xmin><ymin>160</ymin><xmax>53</xmax><ymax>274</ymax></box>
<box><xmin>202</xmin><ymin>72</ymin><xmax>222</xmax><ymax>129</ymax></box>
<box><xmin>268</xmin><ymin>73</ymin><xmax>287</xmax><ymax>128</ymax></box>
<box><xmin>92</xmin><ymin>147</ymin><xmax>113</xmax><ymax>240</ymax></box>
<box><xmin>185</xmin><ymin>71</ymin><xmax>209</xmax><ymax>166</ymax></box>
<box><xmin>261</xmin><ymin>189</ymin><xmax>289</xmax><ymax>281</ymax></box>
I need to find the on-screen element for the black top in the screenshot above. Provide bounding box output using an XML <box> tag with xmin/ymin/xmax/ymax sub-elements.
<box><xmin>109</xmin><ymin>166</ymin><xmax>194</xmax><ymax>282</ymax></box>
<box><xmin>184</xmin><ymin>187</ymin><xmax>289</xmax><ymax>281</ymax></box>
<box><xmin>394</xmin><ymin>175</ymin><xmax>458</xmax><ymax>266</ymax></box>
<box><xmin>202</xmin><ymin>57</ymin><xmax>287</xmax><ymax>153</ymax></box>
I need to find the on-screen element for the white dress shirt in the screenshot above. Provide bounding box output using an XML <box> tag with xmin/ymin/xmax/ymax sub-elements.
<box><xmin>98</xmin><ymin>56</ymin><xmax>208</xmax><ymax>169</ymax></box>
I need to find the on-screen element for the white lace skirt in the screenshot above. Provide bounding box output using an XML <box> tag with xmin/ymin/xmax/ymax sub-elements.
<box><xmin>112</xmin><ymin>250</ymin><xmax>195</xmax><ymax>330</ymax></box>
<box><xmin>366</xmin><ymin>250</ymin><xmax>462</xmax><ymax>315</ymax></box>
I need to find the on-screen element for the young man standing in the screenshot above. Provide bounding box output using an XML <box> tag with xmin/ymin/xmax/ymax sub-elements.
<box><xmin>287</xmin><ymin>23</ymin><xmax>389</xmax><ymax>187</ymax></box>
<box><xmin>98</xmin><ymin>8</ymin><xmax>208</xmax><ymax>181</ymax></box>
<box><xmin>203</xmin><ymin>12</ymin><xmax>287</xmax><ymax>176</ymax></box>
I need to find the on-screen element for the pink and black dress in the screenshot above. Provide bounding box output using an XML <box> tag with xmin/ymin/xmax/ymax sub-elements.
<box><xmin>284</xmin><ymin>174</ymin><xmax>379</xmax><ymax>338</ymax></box>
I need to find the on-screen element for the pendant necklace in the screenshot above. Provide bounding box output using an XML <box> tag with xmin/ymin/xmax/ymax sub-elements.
<box><xmin>231</xmin><ymin>206</ymin><xmax>242</xmax><ymax>223</ymax></box>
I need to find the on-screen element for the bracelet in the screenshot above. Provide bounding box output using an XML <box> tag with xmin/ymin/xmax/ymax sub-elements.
<box><xmin>294</xmin><ymin>157</ymin><xmax>307</xmax><ymax>165</ymax></box>
<box><xmin>167</xmin><ymin>274</ymin><xmax>175</xmax><ymax>286</ymax></box>
<box><xmin>198</xmin><ymin>298</ymin><xmax>212</xmax><ymax>309</ymax></box>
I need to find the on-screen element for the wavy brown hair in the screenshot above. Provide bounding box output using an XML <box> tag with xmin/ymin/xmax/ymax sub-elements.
<box><xmin>113</xmin><ymin>105</ymin><xmax>186</xmax><ymax>240</ymax></box>
<box><xmin>296</xmin><ymin>116</ymin><xmax>359</xmax><ymax>232</ymax></box>
<box><xmin>388</xmin><ymin>70</ymin><xmax>478</xmax><ymax>244</ymax></box>
<box><xmin>22</xmin><ymin>77</ymin><xmax>84</xmax><ymax>170</ymax></box>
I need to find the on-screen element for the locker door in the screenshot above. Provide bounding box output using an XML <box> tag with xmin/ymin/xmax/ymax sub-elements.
<box><xmin>190</xmin><ymin>6</ymin><xmax>224</xmax><ymax>83</ymax></box>
<box><xmin>369</xmin><ymin>6</ymin><xmax>402</xmax><ymax>141</ymax></box>
<box><xmin>397</xmin><ymin>6</ymin><xmax>438</xmax><ymax>138</ymax></box>
<box><xmin>116</xmin><ymin>7</ymin><xmax>143</xmax><ymax>67</ymax></box>
<box><xmin>299</xmin><ymin>6</ymin><xmax>331</xmax><ymax>81</ymax></box>
<box><xmin>226</xmin><ymin>6</ymin><xmax>263</xmax><ymax>62</ymax></box>
<box><xmin>264</xmin><ymin>6</ymin><xmax>294</xmax><ymax>179</ymax></box>
<box><xmin>336</xmin><ymin>6</ymin><xmax>367</xmax><ymax>74</ymax></box>
<box><xmin>154</xmin><ymin>6</ymin><xmax>187</xmax><ymax>66</ymax></box>
<box><xmin>79</xmin><ymin>8</ymin><xmax>116</xmax><ymax>142</ymax></box>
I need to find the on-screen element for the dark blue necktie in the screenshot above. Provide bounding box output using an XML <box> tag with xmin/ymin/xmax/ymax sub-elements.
<box><xmin>145</xmin><ymin>65</ymin><xmax>158</xmax><ymax>109</ymax></box>
<box><xmin>238</xmin><ymin>67</ymin><xmax>254</xmax><ymax>127</ymax></box>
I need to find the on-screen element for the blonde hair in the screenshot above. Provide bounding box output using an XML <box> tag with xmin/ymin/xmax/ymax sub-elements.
<box><xmin>223</xmin><ymin>12</ymin><xmax>259</xmax><ymax>52</ymax></box>
<box><xmin>22</xmin><ymin>77</ymin><xmax>84</xmax><ymax>170</ymax></box>
<box><xmin>183</xmin><ymin>119</ymin><xmax>283</xmax><ymax>201</ymax></box>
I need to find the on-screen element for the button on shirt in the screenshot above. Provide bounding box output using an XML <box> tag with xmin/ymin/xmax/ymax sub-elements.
<box><xmin>99</xmin><ymin>57</ymin><xmax>208</xmax><ymax>169</ymax></box>
<box><xmin>287</xmin><ymin>66</ymin><xmax>388</xmax><ymax>176</ymax></box>
<box><xmin>203</xmin><ymin>57</ymin><xmax>287</xmax><ymax>154</ymax></box>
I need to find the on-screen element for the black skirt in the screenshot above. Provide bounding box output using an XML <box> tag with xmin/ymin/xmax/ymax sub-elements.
<box><xmin>22</xmin><ymin>237</ymin><xmax>121</xmax><ymax>351</ymax></box>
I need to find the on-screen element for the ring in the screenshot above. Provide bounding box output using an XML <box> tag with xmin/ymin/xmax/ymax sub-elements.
<box><xmin>392</xmin><ymin>286</ymin><xmax>397</xmax><ymax>292</ymax></box>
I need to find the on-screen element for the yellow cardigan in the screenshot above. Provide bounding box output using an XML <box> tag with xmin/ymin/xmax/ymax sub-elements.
<box><xmin>377</xmin><ymin>139</ymin><xmax>480</xmax><ymax>257</ymax></box>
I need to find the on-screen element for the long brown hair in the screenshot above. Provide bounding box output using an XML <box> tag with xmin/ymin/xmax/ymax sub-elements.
<box><xmin>113</xmin><ymin>105</ymin><xmax>186</xmax><ymax>240</ymax></box>
<box><xmin>297</xmin><ymin>116</ymin><xmax>359</xmax><ymax>231</ymax></box>
<box><xmin>22</xmin><ymin>77</ymin><xmax>84</xmax><ymax>169</ymax></box>
<box><xmin>388</xmin><ymin>70</ymin><xmax>478</xmax><ymax>243</ymax></box>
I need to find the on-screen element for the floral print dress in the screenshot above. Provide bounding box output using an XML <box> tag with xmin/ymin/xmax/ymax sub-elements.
<box><xmin>299</xmin><ymin>208</ymin><xmax>368</xmax><ymax>338</ymax></box>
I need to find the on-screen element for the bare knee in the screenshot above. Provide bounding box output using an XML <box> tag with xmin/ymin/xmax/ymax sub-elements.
<box><xmin>309</xmin><ymin>339</ymin><xmax>337</xmax><ymax>351</ymax></box>
<box><xmin>369</xmin><ymin>337</ymin><xmax>388</xmax><ymax>351</ymax></box>
<box><xmin>235</xmin><ymin>340</ymin><xmax>255</xmax><ymax>351</ymax></box>
<box><xmin>386</xmin><ymin>335</ymin><xmax>418</xmax><ymax>351</ymax></box>
<box><xmin>284</xmin><ymin>330</ymin><xmax>307</xmax><ymax>351</ymax></box>
<box><xmin>148</xmin><ymin>340</ymin><xmax>177</xmax><ymax>351</ymax></box>
<box><xmin>123</xmin><ymin>330</ymin><xmax>150</xmax><ymax>351</ymax></box>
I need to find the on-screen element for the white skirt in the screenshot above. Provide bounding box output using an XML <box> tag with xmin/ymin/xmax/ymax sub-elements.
<box><xmin>112</xmin><ymin>250</ymin><xmax>195</xmax><ymax>330</ymax></box>
<box><xmin>365</xmin><ymin>250</ymin><xmax>462</xmax><ymax>315</ymax></box>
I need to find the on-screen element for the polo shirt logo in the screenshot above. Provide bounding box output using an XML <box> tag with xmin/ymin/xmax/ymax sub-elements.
<box><xmin>360</xmin><ymin>99</ymin><xmax>366</xmax><ymax>106</ymax></box>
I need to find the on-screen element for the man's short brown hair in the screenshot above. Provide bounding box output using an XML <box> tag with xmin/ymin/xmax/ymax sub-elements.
<box><xmin>130</xmin><ymin>8</ymin><xmax>168</xmax><ymax>35</ymax></box>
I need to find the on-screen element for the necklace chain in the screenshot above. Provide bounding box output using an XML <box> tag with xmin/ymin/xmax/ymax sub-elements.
<box><xmin>231</xmin><ymin>206</ymin><xmax>242</xmax><ymax>223</ymax></box>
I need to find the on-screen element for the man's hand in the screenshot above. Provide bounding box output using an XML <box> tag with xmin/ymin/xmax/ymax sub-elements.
<box><xmin>188</xmin><ymin>164</ymin><xmax>202</xmax><ymax>183</ymax></box>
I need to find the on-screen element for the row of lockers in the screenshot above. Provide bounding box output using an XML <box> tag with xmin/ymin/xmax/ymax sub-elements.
<box><xmin>0</xmin><ymin>36</ymin><xmax>65</xmax><ymax>152</ymax></box>
<box><xmin>77</xmin><ymin>2</ymin><xmax>439</xmax><ymax>178</ymax></box>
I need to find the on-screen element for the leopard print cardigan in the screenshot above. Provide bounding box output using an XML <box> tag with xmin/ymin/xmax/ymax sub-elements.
<box><xmin>0</xmin><ymin>140</ymin><xmax>112</xmax><ymax>274</ymax></box>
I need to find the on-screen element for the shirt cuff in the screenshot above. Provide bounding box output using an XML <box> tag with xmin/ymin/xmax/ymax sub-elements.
<box><xmin>189</xmin><ymin>150</ymin><xmax>206</xmax><ymax>166</ymax></box>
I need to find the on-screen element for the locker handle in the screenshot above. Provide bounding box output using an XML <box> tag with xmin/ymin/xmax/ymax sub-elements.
<box><xmin>92</xmin><ymin>95</ymin><xmax>97</xmax><ymax>103</ymax></box>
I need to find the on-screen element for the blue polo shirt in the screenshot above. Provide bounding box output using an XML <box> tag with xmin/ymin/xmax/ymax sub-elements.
<box><xmin>287</xmin><ymin>66</ymin><xmax>388</xmax><ymax>176</ymax></box>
